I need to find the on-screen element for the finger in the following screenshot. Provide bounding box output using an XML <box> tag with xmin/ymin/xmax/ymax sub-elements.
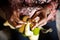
<box><xmin>9</xmin><ymin>15</ymin><xmax>19</xmax><ymax>27</ymax></box>
<box><xmin>32</xmin><ymin>23</ymin><xmax>39</xmax><ymax>30</ymax></box>
<box><xmin>32</xmin><ymin>19</ymin><xmax>47</xmax><ymax>30</ymax></box>
<box><xmin>18</xmin><ymin>21</ymin><xmax>27</xmax><ymax>24</ymax></box>
<box><xmin>13</xmin><ymin>10</ymin><xmax>21</xmax><ymax>22</ymax></box>
<box><xmin>16</xmin><ymin>25</ymin><xmax>22</xmax><ymax>28</ymax></box>
<box><xmin>32</xmin><ymin>16</ymin><xmax>40</xmax><ymax>23</ymax></box>
<box><xmin>38</xmin><ymin>19</ymin><xmax>47</xmax><ymax>25</ymax></box>
<box><xmin>8</xmin><ymin>19</ymin><xmax>17</xmax><ymax>28</ymax></box>
<box><xmin>31</xmin><ymin>10</ymin><xmax>41</xmax><ymax>19</ymax></box>
<box><xmin>8</xmin><ymin>10</ymin><xmax>23</xmax><ymax>28</ymax></box>
<box><xmin>32</xmin><ymin>20</ymin><xmax>43</xmax><ymax>30</ymax></box>
<box><xmin>38</xmin><ymin>21</ymin><xmax>47</xmax><ymax>28</ymax></box>
<box><xmin>13</xmin><ymin>15</ymin><xmax>25</xmax><ymax>24</ymax></box>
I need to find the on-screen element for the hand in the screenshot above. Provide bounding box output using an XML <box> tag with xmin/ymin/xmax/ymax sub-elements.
<box><xmin>31</xmin><ymin>9</ymin><xmax>47</xmax><ymax>30</ymax></box>
<box><xmin>31</xmin><ymin>1</ymin><xmax>58</xmax><ymax>30</ymax></box>
<box><xmin>8</xmin><ymin>10</ymin><xmax>26</xmax><ymax>28</ymax></box>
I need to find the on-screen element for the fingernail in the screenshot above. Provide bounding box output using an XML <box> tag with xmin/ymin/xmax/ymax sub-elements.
<box><xmin>18</xmin><ymin>21</ymin><xmax>24</xmax><ymax>23</ymax></box>
<box><xmin>16</xmin><ymin>25</ymin><xmax>22</xmax><ymax>28</ymax></box>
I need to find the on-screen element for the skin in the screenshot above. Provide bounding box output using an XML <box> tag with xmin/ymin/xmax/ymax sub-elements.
<box><xmin>8</xmin><ymin>7</ymin><xmax>47</xmax><ymax>29</ymax></box>
<box><xmin>8</xmin><ymin>1</ymin><xmax>58</xmax><ymax>30</ymax></box>
<box><xmin>4</xmin><ymin>1</ymin><xmax>58</xmax><ymax>40</ymax></box>
<box><xmin>30</xmin><ymin>1</ymin><xmax>58</xmax><ymax>30</ymax></box>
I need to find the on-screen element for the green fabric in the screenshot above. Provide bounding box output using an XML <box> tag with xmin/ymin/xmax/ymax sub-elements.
<box><xmin>32</xmin><ymin>27</ymin><xmax>40</xmax><ymax>35</ymax></box>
